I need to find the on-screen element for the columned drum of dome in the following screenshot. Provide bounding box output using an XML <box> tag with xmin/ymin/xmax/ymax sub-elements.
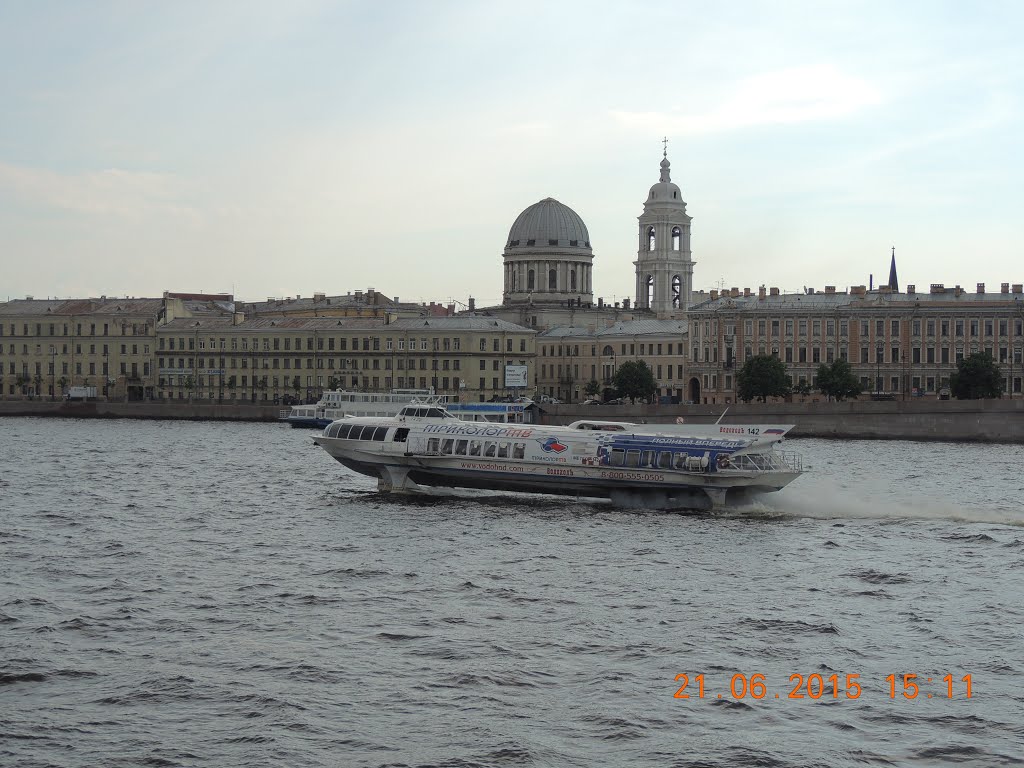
<box><xmin>634</xmin><ymin>151</ymin><xmax>694</xmax><ymax>318</ymax></box>
<box><xmin>502</xmin><ymin>197</ymin><xmax>595</xmax><ymax>307</ymax></box>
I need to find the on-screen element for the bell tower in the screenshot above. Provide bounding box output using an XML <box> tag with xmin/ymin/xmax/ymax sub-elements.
<box><xmin>634</xmin><ymin>142</ymin><xmax>693</xmax><ymax>318</ymax></box>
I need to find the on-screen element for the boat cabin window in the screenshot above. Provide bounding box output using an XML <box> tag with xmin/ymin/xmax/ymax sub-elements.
<box><xmin>348</xmin><ymin>426</ymin><xmax>364</xmax><ymax>440</ymax></box>
<box><xmin>512</xmin><ymin>442</ymin><xmax>526</xmax><ymax>459</ymax></box>
<box><xmin>374</xmin><ymin>427</ymin><xmax>389</xmax><ymax>441</ymax></box>
<box><xmin>674</xmin><ymin>453</ymin><xmax>688</xmax><ymax>469</ymax></box>
<box><xmin>625</xmin><ymin>450</ymin><xmax>641</xmax><ymax>468</ymax></box>
<box><xmin>455</xmin><ymin>440</ymin><xmax>468</xmax><ymax>455</ymax></box>
<box><xmin>484</xmin><ymin>442</ymin><xmax>497</xmax><ymax>457</ymax></box>
<box><xmin>325</xmin><ymin>422</ymin><xmax>343</xmax><ymax>438</ymax></box>
<box><xmin>441</xmin><ymin>438</ymin><xmax>455</xmax><ymax>453</ymax></box>
<box><xmin>427</xmin><ymin>438</ymin><xmax>440</xmax><ymax>453</ymax></box>
<box><xmin>497</xmin><ymin>443</ymin><xmax>509</xmax><ymax>458</ymax></box>
<box><xmin>469</xmin><ymin>440</ymin><xmax>482</xmax><ymax>456</ymax></box>
<box><xmin>640</xmin><ymin>450</ymin><xmax>655</xmax><ymax>468</ymax></box>
<box><xmin>427</xmin><ymin>408</ymin><xmax>445</xmax><ymax>418</ymax></box>
<box><xmin>609</xmin><ymin>449</ymin><xmax>625</xmax><ymax>466</ymax></box>
<box><xmin>393</xmin><ymin>428</ymin><xmax>410</xmax><ymax>443</ymax></box>
<box><xmin>658</xmin><ymin>451</ymin><xmax>673</xmax><ymax>469</ymax></box>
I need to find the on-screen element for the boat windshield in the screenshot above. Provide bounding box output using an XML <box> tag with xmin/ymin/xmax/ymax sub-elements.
<box><xmin>398</xmin><ymin>406</ymin><xmax>455</xmax><ymax>419</ymax></box>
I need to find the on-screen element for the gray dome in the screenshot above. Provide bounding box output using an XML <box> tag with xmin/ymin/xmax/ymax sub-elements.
<box><xmin>647</xmin><ymin>156</ymin><xmax>684</xmax><ymax>204</ymax></box>
<box><xmin>506</xmin><ymin>198</ymin><xmax>591</xmax><ymax>250</ymax></box>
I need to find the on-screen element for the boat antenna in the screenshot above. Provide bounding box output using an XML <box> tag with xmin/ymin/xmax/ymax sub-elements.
<box><xmin>715</xmin><ymin>407</ymin><xmax>730</xmax><ymax>424</ymax></box>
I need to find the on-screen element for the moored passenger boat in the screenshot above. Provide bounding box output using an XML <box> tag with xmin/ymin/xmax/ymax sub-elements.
<box><xmin>312</xmin><ymin>403</ymin><xmax>803</xmax><ymax>510</ymax></box>
<box><xmin>280</xmin><ymin>388</ymin><xmax>446</xmax><ymax>428</ymax></box>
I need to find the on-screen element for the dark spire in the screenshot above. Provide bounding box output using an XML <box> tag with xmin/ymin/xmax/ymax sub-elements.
<box><xmin>888</xmin><ymin>246</ymin><xmax>899</xmax><ymax>292</ymax></box>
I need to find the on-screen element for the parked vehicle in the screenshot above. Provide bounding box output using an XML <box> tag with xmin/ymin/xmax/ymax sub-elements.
<box><xmin>66</xmin><ymin>386</ymin><xmax>97</xmax><ymax>400</ymax></box>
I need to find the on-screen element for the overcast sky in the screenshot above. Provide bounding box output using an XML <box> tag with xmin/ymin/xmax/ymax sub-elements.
<box><xmin>1</xmin><ymin>1</ymin><xmax>1021</xmax><ymax>308</ymax></box>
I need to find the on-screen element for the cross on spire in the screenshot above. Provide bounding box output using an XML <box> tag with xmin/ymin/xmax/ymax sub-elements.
<box><xmin>662</xmin><ymin>136</ymin><xmax>668</xmax><ymax>157</ymax></box>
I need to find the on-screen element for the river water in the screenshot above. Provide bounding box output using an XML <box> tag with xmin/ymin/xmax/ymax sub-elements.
<box><xmin>1</xmin><ymin>417</ymin><xmax>1022</xmax><ymax>767</ymax></box>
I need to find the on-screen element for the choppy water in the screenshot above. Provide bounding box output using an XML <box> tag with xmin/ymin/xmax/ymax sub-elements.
<box><xmin>2</xmin><ymin>416</ymin><xmax>1023</xmax><ymax>767</ymax></box>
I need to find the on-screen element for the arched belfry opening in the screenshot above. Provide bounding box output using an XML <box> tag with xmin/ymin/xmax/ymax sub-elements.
<box><xmin>646</xmin><ymin>275</ymin><xmax>655</xmax><ymax>309</ymax></box>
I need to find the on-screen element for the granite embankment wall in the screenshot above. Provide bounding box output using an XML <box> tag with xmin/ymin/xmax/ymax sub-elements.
<box><xmin>0</xmin><ymin>400</ymin><xmax>283</xmax><ymax>422</ymax></box>
<box><xmin>1</xmin><ymin>399</ymin><xmax>1023</xmax><ymax>442</ymax></box>
<box><xmin>543</xmin><ymin>399</ymin><xmax>1024</xmax><ymax>443</ymax></box>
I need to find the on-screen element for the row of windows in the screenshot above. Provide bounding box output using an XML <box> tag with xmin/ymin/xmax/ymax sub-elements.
<box><xmin>1</xmin><ymin>343</ymin><xmax>149</xmax><ymax>356</ymax></box>
<box><xmin>158</xmin><ymin>375</ymin><xmax>467</xmax><ymax>391</ymax></box>
<box><xmin>0</xmin><ymin>322</ymin><xmax>150</xmax><ymax>337</ymax></box>
<box><xmin>695</xmin><ymin>317</ymin><xmax>1024</xmax><ymax>341</ymax></box>
<box><xmin>157</xmin><ymin>336</ymin><xmax>528</xmax><ymax>353</ymax></box>
<box><xmin>155</xmin><ymin>356</ymin><xmax>517</xmax><ymax>373</ymax></box>
<box><xmin>541</xmin><ymin>342</ymin><xmax>680</xmax><ymax>357</ymax></box>
<box><xmin>424</xmin><ymin>437</ymin><xmax>528</xmax><ymax>459</ymax></box>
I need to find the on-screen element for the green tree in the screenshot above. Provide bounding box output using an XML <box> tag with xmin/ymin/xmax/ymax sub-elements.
<box><xmin>292</xmin><ymin>375</ymin><xmax>302</xmax><ymax>399</ymax></box>
<box><xmin>950</xmin><ymin>352</ymin><xmax>1003</xmax><ymax>399</ymax></box>
<box><xmin>15</xmin><ymin>373</ymin><xmax>30</xmax><ymax>394</ymax></box>
<box><xmin>182</xmin><ymin>375</ymin><xmax>195</xmax><ymax>402</ymax></box>
<box><xmin>584</xmin><ymin>379</ymin><xmax>601</xmax><ymax>397</ymax></box>
<box><xmin>327</xmin><ymin>376</ymin><xmax>341</xmax><ymax>391</ymax></box>
<box><xmin>816</xmin><ymin>359</ymin><xmax>861</xmax><ymax>401</ymax></box>
<box><xmin>611</xmin><ymin>360</ymin><xmax>657</xmax><ymax>403</ymax></box>
<box><xmin>737</xmin><ymin>354</ymin><xmax>791</xmax><ymax>403</ymax></box>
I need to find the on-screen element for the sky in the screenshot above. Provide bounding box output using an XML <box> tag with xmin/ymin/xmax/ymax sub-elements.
<box><xmin>1</xmin><ymin>0</ymin><xmax>1021</xmax><ymax>308</ymax></box>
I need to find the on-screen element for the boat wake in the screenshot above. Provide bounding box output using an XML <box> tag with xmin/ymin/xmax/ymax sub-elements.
<box><xmin>759</xmin><ymin>474</ymin><xmax>1024</xmax><ymax>527</ymax></box>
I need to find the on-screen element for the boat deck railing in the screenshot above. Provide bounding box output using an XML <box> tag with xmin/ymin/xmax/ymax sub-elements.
<box><xmin>725</xmin><ymin>450</ymin><xmax>802</xmax><ymax>473</ymax></box>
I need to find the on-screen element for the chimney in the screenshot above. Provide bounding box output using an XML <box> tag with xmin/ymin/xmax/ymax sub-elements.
<box><xmin>743</xmin><ymin>287</ymin><xmax>751</xmax><ymax>297</ymax></box>
<box><xmin>730</xmin><ymin>287</ymin><xmax>739</xmax><ymax>297</ymax></box>
<box><xmin>623</xmin><ymin>297</ymin><xmax>630</xmax><ymax>309</ymax></box>
<box><xmin>824</xmin><ymin>286</ymin><xmax>836</xmax><ymax>294</ymax></box>
<box><xmin>852</xmin><ymin>285</ymin><xmax>867</xmax><ymax>296</ymax></box>
<box><xmin>977</xmin><ymin>283</ymin><xmax>985</xmax><ymax>294</ymax></box>
<box><xmin>1013</xmin><ymin>284</ymin><xmax>1023</xmax><ymax>294</ymax></box>
<box><xmin>355</xmin><ymin>290</ymin><xmax>363</xmax><ymax>299</ymax></box>
<box><xmin>930</xmin><ymin>284</ymin><xmax>945</xmax><ymax>294</ymax></box>
<box><xmin>710</xmin><ymin>290</ymin><xmax>719</xmax><ymax>300</ymax></box>
<box><xmin>598</xmin><ymin>297</ymin><xmax>604</xmax><ymax>308</ymax></box>
<box><xmin>468</xmin><ymin>297</ymin><xmax>476</xmax><ymax>311</ymax></box>
<box><xmin>769</xmin><ymin>287</ymin><xmax>780</xmax><ymax>296</ymax></box>
<box><xmin>313</xmin><ymin>292</ymin><xmax>326</xmax><ymax>302</ymax></box>
<box><xmin>907</xmin><ymin>284</ymin><xmax>916</xmax><ymax>295</ymax></box>
<box><xmin>758</xmin><ymin>286</ymin><xmax>767</xmax><ymax>300</ymax></box>
<box><xmin>880</xmin><ymin>285</ymin><xmax>892</xmax><ymax>294</ymax></box>
<box><xmin>394</xmin><ymin>296</ymin><xmax>399</xmax><ymax>303</ymax></box>
<box><xmin>1001</xmin><ymin>283</ymin><xmax>1010</xmax><ymax>294</ymax></box>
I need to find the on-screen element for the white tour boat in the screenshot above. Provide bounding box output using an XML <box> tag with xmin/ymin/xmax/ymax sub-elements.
<box><xmin>312</xmin><ymin>403</ymin><xmax>803</xmax><ymax>510</ymax></box>
<box><xmin>281</xmin><ymin>388</ymin><xmax>447</xmax><ymax>428</ymax></box>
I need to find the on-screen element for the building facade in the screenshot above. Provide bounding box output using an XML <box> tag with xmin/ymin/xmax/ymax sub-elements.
<box><xmin>687</xmin><ymin>282</ymin><xmax>1024</xmax><ymax>403</ymax></box>
<box><xmin>153</xmin><ymin>316</ymin><xmax>536</xmax><ymax>403</ymax></box>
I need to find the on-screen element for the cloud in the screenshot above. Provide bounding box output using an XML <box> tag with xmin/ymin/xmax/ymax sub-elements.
<box><xmin>610</xmin><ymin>65</ymin><xmax>883</xmax><ymax>135</ymax></box>
<box><xmin>0</xmin><ymin>161</ymin><xmax>197</xmax><ymax>219</ymax></box>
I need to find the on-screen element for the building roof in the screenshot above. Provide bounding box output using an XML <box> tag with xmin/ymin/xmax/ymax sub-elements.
<box><xmin>691</xmin><ymin>287</ymin><xmax>1024</xmax><ymax>313</ymax></box>
<box><xmin>158</xmin><ymin>317</ymin><xmax>387</xmax><ymax>332</ymax></box>
<box><xmin>505</xmin><ymin>198</ymin><xmax>591</xmax><ymax>251</ymax></box>
<box><xmin>0</xmin><ymin>297</ymin><xmax>164</xmax><ymax>317</ymax></box>
<box><xmin>387</xmin><ymin>316</ymin><xmax>534</xmax><ymax>333</ymax></box>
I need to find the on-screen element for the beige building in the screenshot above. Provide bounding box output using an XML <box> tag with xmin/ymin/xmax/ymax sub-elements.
<box><xmin>154</xmin><ymin>315</ymin><xmax>536</xmax><ymax>403</ymax></box>
<box><xmin>687</xmin><ymin>282</ymin><xmax>1024</xmax><ymax>404</ymax></box>
<box><xmin>536</xmin><ymin>320</ymin><xmax>690</xmax><ymax>403</ymax></box>
<box><xmin>0</xmin><ymin>297</ymin><xmax>165</xmax><ymax>400</ymax></box>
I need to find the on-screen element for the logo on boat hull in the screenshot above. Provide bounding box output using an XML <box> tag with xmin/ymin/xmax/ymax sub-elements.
<box><xmin>540</xmin><ymin>437</ymin><xmax>568</xmax><ymax>453</ymax></box>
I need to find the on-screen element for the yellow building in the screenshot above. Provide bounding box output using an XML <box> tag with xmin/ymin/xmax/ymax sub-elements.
<box><xmin>154</xmin><ymin>315</ymin><xmax>536</xmax><ymax>403</ymax></box>
<box><xmin>0</xmin><ymin>297</ymin><xmax>164</xmax><ymax>400</ymax></box>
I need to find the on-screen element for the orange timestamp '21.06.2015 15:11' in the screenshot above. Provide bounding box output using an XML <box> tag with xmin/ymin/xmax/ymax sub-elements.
<box><xmin>673</xmin><ymin>673</ymin><xmax>974</xmax><ymax>700</ymax></box>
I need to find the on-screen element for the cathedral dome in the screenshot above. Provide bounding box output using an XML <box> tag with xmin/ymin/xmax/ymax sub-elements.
<box><xmin>506</xmin><ymin>197</ymin><xmax>591</xmax><ymax>250</ymax></box>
